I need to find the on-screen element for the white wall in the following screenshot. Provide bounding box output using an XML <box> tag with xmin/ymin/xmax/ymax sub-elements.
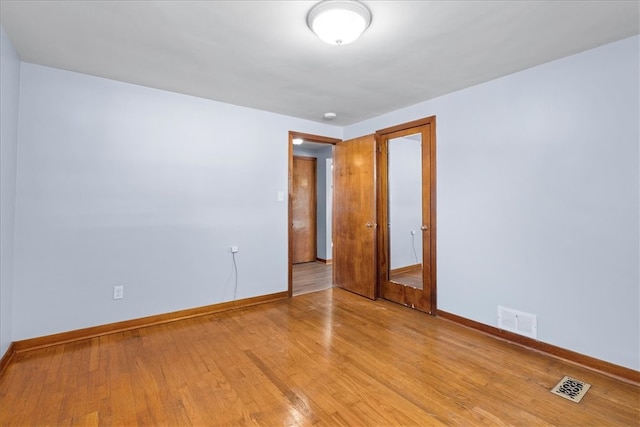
<box><xmin>0</xmin><ymin>26</ymin><xmax>21</xmax><ymax>357</ymax></box>
<box><xmin>315</xmin><ymin>146</ymin><xmax>333</xmax><ymax>260</ymax></box>
<box><xmin>346</xmin><ymin>36</ymin><xmax>640</xmax><ymax>370</ymax></box>
<box><xmin>325</xmin><ymin>158</ymin><xmax>333</xmax><ymax>261</ymax></box>
<box><xmin>12</xmin><ymin>63</ymin><xmax>341</xmax><ymax>340</ymax></box>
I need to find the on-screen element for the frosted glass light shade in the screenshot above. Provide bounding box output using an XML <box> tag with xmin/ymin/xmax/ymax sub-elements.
<box><xmin>307</xmin><ymin>1</ymin><xmax>371</xmax><ymax>46</ymax></box>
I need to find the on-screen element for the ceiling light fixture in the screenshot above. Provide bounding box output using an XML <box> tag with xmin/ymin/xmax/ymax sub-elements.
<box><xmin>292</xmin><ymin>138</ymin><xmax>304</xmax><ymax>145</ymax></box>
<box><xmin>307</xmin><ymin>0</ymin><xmax>372</xmax><ymax>46</ymax></box>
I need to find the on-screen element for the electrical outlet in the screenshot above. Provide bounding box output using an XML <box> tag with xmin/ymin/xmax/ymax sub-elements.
<box><xmin>113</xmin><ymin>285</ymin><xmax>124</xmax><ymax>300</ymax></box>
<box><xmin>231</xmin><ymin>246</ymin><xmax>239</xmax><ymax>253</ymax></box>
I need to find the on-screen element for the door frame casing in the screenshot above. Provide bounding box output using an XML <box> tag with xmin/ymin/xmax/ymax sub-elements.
<box><xmin>375</xmin><ymin>116</ymin><xmax>437</xmax><ymax>314</ymax></box>
<box><xmin>288</xmin><ymin>131</ymin><xmax>341</xmax><ymax>297</ymax></box>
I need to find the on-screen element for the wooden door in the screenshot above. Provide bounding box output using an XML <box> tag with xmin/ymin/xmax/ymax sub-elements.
<box><xmin>377</xmin><ymin>117</ymin><xmax>437</xmax><ymax>314</ymax></box>
<box><xmin>292</xmin><ymin>156</ymin><xmax>317</xmax><ymax>264</ymax></box>
<box><xmin>333</xmin><ymin>135</ymin><xmax>377</xmax><ymax>299</ymax></box>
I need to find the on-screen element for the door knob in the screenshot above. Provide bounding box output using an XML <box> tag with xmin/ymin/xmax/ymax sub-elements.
<box><xmin>421</xmin><ymin>225</ymin><xmax>429</xmax><ymax>231</ymax></box>
<box><xmin>366</xmin><ymin>222</ymin><xmax>376</xmax><ymax>228</ymax></box>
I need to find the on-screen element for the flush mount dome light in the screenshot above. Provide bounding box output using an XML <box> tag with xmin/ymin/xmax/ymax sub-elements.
<box><xmin>307</xmin><ymin>0</ymin><xmax>372</xmax><ymax>46</ymax></box>
<box><xmin>292</xmin><ymin>138</ymin><xmax>304</xmax><ymax>145</ymax></box>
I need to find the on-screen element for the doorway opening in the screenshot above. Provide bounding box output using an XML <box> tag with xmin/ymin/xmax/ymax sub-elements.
<box><xmin>288</xmin><ymin>132</ymin><xmax>340</xmax><ymax>297</ymax></box>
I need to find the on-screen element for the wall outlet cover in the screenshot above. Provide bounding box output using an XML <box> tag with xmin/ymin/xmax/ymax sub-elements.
<box><xmin>113</xmin><ymin>285</ymin><xmax>124</xmax><ymax>300</ymax></box>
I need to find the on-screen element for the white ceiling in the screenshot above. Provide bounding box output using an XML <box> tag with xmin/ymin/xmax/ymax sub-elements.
<box><xmin>1</xmin><ymin>1</ymin><xmax>638</xmax><ymax>126</ymax></box>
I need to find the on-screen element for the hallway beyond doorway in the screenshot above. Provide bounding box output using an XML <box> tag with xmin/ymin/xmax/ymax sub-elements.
<box><xmin>292</xmin><ymin>261</ymin><xmax>332</xmax><ymax>296</ymax></box>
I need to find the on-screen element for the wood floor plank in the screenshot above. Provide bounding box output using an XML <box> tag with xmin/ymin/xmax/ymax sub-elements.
<box><xmin>292</xmin><ymin>261</ymin><xmax>333</xmax><ymax>296</ymax></box>
<box><xmin>1</xmin><ymin>288</ymin><xmax>638</xmax><ymax>426</ymax></box>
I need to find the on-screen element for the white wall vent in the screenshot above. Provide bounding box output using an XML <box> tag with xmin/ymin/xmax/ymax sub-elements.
<box><xmin>498</xmin><ymin>306</ymin><xmax>537</xmax><ymax>339</ymax></box>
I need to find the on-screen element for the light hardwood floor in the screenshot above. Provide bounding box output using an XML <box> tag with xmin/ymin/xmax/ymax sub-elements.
<box><xmin>292</xmin><ymin>261</ymin><xmax>333</xmax><ymax>296</ymax></box>
<box><xmin>1</xmin><ymin>288</ymin><xmax>638</xmax><ymax>426</ymax></box>
<box><xmin>390</xmin><ymin>266</ymin><xmax>423</xmax><ymax>289</ymax></box>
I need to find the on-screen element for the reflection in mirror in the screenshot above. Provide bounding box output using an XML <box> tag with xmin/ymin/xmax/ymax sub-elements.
<box><xmin>388</xmin><ymin>133</ymin><xmax>423</xmax><ymax>289</ymax></box>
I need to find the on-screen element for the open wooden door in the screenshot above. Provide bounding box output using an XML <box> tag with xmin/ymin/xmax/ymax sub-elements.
<box><xmin>333</xmin><ymin>135</ymin><xmax>377</xmax><ymax>299</ymax></box>
<box><xmin>291</xmin><ymin>156</ymin><xmax>317</xmax><ymax>264</ymax></box>
<box><xmin>377</xmin><ymin>117</ymin><xmax>437</xmax><ymax>314</ymax></box>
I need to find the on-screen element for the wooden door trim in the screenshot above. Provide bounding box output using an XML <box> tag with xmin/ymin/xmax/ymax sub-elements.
<box><xmin>376</xmin><ymin>116</ymin><xmax>435</xmax><ymax>135</ymax></box>
<box><xmin>290</xmin><ymin>132</ymin><xmax>341</xmax><ymax>145</ymax></box>
<box><xmin>375</xmin><ymin>116</ymin><xmax>437</xmax><ymax>314</ymax></box>
<box><xmin>288</xmin><ymin>132</ymin><xmax>340</xmax><ymax>297</ymax></box>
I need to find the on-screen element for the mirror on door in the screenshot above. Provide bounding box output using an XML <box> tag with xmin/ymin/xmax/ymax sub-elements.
<box><xmin>388</xmin><ymin>132</ymin><xmax>423</xmax><ymax>289</ymax></box>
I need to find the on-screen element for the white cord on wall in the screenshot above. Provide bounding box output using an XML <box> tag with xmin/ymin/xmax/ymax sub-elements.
<box><xmin>411</xmin><ymin>231</ymin><xmax>419</xmax><ymax>265</ymax></box>
<box><xmin>232</xmin><ymin>252</ymin><xmax>238</xmax><ymax>300</ymax></box>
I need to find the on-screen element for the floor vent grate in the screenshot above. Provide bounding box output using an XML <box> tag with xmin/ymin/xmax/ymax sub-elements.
<box><xmin>550</xmin><ymin>376</ymin><xmax>591</xmax><ymax>403</ymax></box>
